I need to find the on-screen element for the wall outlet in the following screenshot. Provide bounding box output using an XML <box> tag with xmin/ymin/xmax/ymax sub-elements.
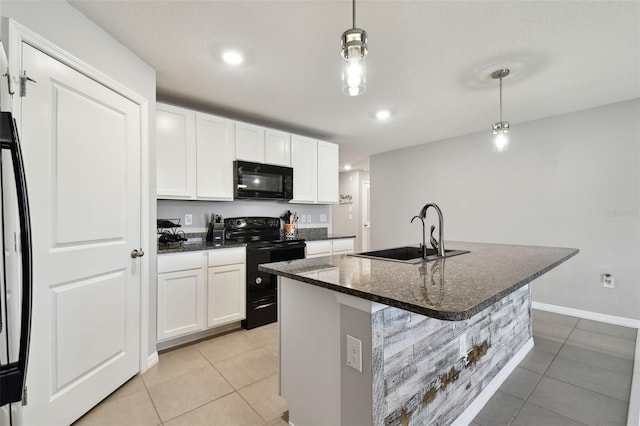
<box><xmin>346</xmin><ymin>335</ymin><xmax>362</xmax><ymax>372</ymax></box>
<box><xmin>320</xmin><ymin>214</ymin><xmax>327</xmax><ymax>222</ymax></box>
<box><xmin>184</xmin><ymin>214</ymin><xmax>193</xmax><ymax>226</ymax></box>
<box><xmin>299</xmin><ymin>214</ymin><xmax>306</xmax><ymax>223</ymax></box>
<box><xmin>602</xmin><ymin>273</ymin><xmax>615</xmax><ymax>288</ymax></box>
<box><xmin>306</xmin><ymin>214</ymin><xmax>312</xmax><ymax>223</ymax></box>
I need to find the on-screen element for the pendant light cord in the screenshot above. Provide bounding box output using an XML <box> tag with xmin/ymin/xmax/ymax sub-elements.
<box><xmin>499</xmin><ymin>77</ymin><xmax>503</xmax><ymax>125</ymax></box>
<box><xmin>353</xmin><ymin>0</ymin><xmax>356</xmax><ymax>29</ymax></box>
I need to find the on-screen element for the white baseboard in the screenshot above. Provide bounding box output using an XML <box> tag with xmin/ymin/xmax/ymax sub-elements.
<box><xmin>532</xmin><ymin>302</ymin><xmax>640</xmax><ymax>329</ymax></box>
<box><xmin>147</xmin><ymin>351</ymin><xmax>159</xmax><ymax>369</ymax></box>
<box><xmin>628</xmin><ymin>337</ymin><xmax>640</xmax><ymax>426</ymax></box>
<box><xmin>452</xmin><ymin>338</ymin><xmax>534</xmax><ymax>426</ymax></box>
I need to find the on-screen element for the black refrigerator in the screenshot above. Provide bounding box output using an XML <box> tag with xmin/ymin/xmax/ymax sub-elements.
<box><xmin>0</xmin><ymin>109</ymin><xmax>33</xmax><ymax>424</ymax></box>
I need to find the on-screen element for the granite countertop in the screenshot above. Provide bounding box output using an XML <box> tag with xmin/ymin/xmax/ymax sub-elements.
<box><xmin>157</xmin><ymin>229</ymin><xmax>356</xmax><ymax>255</ymax></box>
<box><xmin>259</xmin><ymin>241</ymin><xmax>578</xmax><ymax>321</ymax></box>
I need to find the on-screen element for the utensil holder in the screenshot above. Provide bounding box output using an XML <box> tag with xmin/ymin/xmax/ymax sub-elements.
<box><xmin>284</xmin><ymin>224</ymin><xmax>297</xmax><ymax>239</ymax></box>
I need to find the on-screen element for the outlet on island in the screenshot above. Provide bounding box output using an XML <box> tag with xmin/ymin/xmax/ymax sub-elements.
<box><xmin>347</xmin><ymin>334</ymin><xmax>362</xmax><ymax>372</ymax></box>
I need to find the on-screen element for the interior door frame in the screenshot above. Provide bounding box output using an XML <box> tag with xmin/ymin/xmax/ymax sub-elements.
<box><xmin>2</xmin><ymin>18</ymin><xmax>154</xmax><ymax>373</ymax></box>
<box><xmin>361</xmin><ymin>179</ymin><xmax>370</xmax><ymax>252</ymax></box>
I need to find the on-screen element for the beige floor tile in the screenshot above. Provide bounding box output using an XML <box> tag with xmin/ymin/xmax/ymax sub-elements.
<box><xmin>245</xmin><ymin>323</ymin><xmax>279</xmax><ymax>347</ymax></box>
<box><xmin>238</xmin><ymin>374</ymin><xmax>288</xmax><ymax>422</ymax></box>
<box><xmin>197</xmin><ymin>330</ymin><xmax>262</xmax><ymax>364</ymax></box>
<box><xmin>147</xmin><ymin>366</ymin><xmax>234</xmax><ymax>422</ymax></box>
<box><xmin>164</xmin><ymin>392</ymin><xmax>264</xmax><ymax>426</ymax></box>
<box><xmin>142</xmin><ymin>346</ymin><xmax>210</xmax><ymax>388</ymax></box>
<box><xmin>107</xmin><ymin>375</ymin><xmax>146</xmax><ymax>401</ymax></box>
<box><xmin>215</xmin><ymin>348</ymin><xmax>279</xmax><ymax>389</ymax></box>
<box><xmin>265</xmin><ymin>417</ymin><xmax>288</xmax><ymax>426</ymax></box>
<box><xmin>74</xmin><ymin>389</ymin><xmax>160</xmax><ymax>426</ymax></box>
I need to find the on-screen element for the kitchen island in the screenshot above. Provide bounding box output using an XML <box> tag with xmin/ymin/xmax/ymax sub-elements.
<box><xmin>259</xmin><ymin>242</ymin><xmax>578</xmax><ymax>426</ymax></box>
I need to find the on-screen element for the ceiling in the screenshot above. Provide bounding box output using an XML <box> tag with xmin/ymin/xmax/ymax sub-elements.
<box><xmin>69</xmin><ymin>1</ymin><xmax>640</xmax><ymax>169</ymax></box>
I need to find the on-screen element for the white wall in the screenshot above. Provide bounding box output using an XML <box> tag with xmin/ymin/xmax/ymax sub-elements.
<box><xmin>332</xmin><ymin>170</ymin><xmax>369</xmax><ymax>251</ymax></box>
<box><xmin>371</xmin><ymin>99</ymin><xmax>640</xmax><ymax>320</ymax></box>
<box><xmin>157</xmin><ymin>200</ymin><xmax>332</xmax><ymax>233</ymax></box>
<box><xmin>2</xmin><ymin>0</ymin><xmax>158</xmax><ymax>354</ymax></box>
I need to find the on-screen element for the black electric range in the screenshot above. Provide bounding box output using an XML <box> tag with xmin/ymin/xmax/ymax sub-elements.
<box><xmin>224</xmin><ymin>217</ymin><xmax>306</xmax><ymax>329</ymax></box>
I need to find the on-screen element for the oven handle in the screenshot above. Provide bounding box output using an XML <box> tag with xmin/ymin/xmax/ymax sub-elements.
<box><xmin>249</xmin><ymin>242</ymin><xmax>306</xmax><ymax>251</ymax></box>
<box><xmin>254</xmin><ymin>302</ymin><xmax>276</xmax><ymax>310</ymax></box>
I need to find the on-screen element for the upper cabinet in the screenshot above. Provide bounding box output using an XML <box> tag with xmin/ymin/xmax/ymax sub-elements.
<box><xmin>156</xmin><ymin>104</ymin><xmax>197</xmax><ymax>199</ymax></box>
<box><xmin>317</xmin><ymin>141</ymin><xmax>339</xmax><ymax>204</ymax></box>
<box><xmin>265</xmin><ymin>129</ymin><xmax>291</xmax><ymax>166</ymax></box>
<box><xmin>235</xmin><ymin>122</ymin><xmax>265</xmax><ymax>163</ymax></box>
<box><xmin>156</xmin><ymin>102</ymin><xmax>338</xmax><ymax>204</ymax></box>
<box><xmin>290</xmin><ymin>135</ymin><xmax>318</xmax><ymax>203</ymax></box>
<box><xmin>195</xmin><ymin>113</ymin><xmax>235</xmax><ymax>200</ymax></box>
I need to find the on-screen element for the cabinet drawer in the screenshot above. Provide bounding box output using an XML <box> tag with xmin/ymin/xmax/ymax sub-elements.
<box><xmin>158</xmin><ymin>252</ymin><xmax>205</xmax><ymax>274</ymax></box>
<box><xmin>332</xmin><ymin>238</ymin><xmax>354</xmax><ymax>253</ymax></box>
<box><xmin>306</xmin><ymin>240</ymin><xmax>332</xmax><ymax>257</ymax></box>
<box><xmin>208</xmin><ymin>247</ymin><xmax>246</xmax><ymax>267</ymax></box>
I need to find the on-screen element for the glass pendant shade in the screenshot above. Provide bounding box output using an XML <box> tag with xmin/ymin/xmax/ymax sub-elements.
<box><xmin>491</xmin><ymin>68</ymin><xmax>510</xmax><ymax>152</ymax></box>
<box><xmin>341</xmin><ymin>28</ymin><xmax>367</xmax><ymax>96</ymax></box>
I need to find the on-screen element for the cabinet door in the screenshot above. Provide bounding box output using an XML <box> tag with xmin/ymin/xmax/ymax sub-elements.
<box><xmin>157</xmin><ymin>266</ymin><xmax>206</xmax><ymax>340</ymax></box>
<box><xmin>317</xmin><ymin>141</ymin><xmax>339</xmax><ymax>204</ymax></box>
<box><xmin>196</xmin><ymin>112</ymin><xmax>235</xmax><ymax>200</ymax></box>
<box><xmin>306</xmin><ymin>240</ymin><xmax>332</xmax><ymax>258</ymax></box>
<box><xmin>291</xmin><ymin>135</ymin><xmax>318</xmax><ymax>203</ymax></box>
<box><xmin>332</xmin><ymin>238</ymin><xmax>355</xmax><ymax>255</ymax></box>
<box><xmin>235</xmin><ymin>122</ymin><xmax>265</xmax><ymax>163</ymax></box>
<box><xmin>156</xmin><ymin>103</ymin><xmax>196</xmax><ymax>199</ymax></box>
<box><xmin>208</xmin><ymin>263</ymin><xmax>246</xmax><ymax>327</ymax></box>
<box><xmin>265</xmin><ymin>129</ymin><xmax>291</xmax><ymax>166</ymax></box>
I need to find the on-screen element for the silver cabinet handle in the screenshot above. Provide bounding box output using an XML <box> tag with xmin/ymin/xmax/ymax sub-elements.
<box><xmin>131</xmin><ymin>249</ymin><xmax>145</xmax><ymax>259</ymax></box>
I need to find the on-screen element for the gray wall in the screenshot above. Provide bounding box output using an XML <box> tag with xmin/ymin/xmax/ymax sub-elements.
<box><xmin>2</xmin><ymin>0</ymin><xmax>158</xmax><ymax>356</ymax></box>
<box><xmin>371</xmin><ymin>99</ymin><xmax>640</xmax><ymax>320</ymax></box>
<box><xmin>157</xmin><ymin>199</ymin><xmax>331</xmax><ymax>233</ymax></box>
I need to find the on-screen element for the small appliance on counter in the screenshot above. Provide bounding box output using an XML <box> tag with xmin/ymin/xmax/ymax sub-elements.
<box><xmin>206</xmin><ymin>213</ymin><xmax>225</xmax><ymax>246</ymax></box>
<box><xmin>157</xmin><ymin>218</ymin><xmax>188</xmax><ymax>246</ymax></box>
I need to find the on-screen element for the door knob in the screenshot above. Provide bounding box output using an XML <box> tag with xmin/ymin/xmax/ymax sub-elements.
<box><xmin>131</xmin><ymin>249</ymin><xmax>145</xmax><ymax>258</ymax></box>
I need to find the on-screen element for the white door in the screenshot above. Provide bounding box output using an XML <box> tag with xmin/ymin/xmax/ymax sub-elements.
<box><xmin>235</xmin><ymin>122</ymin><xmax>265</xmax><ymax>163</ymax></box>
<box><xmin>317</xmin><ymin>141</ymin><xmax>339</xmax><ymax>204</ymax></box>
<box><xmin>290</xmin><ymin>135</ymin><xmax>317</xmax><ymax>202</ymax></box>
<box><xmin>207</xmin><ymin>264</ymin><xmax>246</xmax><ymax>327</ymax></box>
<box><xmin>195</xmin><ymin>112</ymin><xmax>234</xmax><ymax>200</ymax></box>
<box><xmin>362</xmin><ymin>181</ymin><xmax>370</xmax><ymax>252</ymax></box>
<box><xmin>19</xmin><ymin>43</ymin><xmax>142</xmax><ymax>425</ymax></box>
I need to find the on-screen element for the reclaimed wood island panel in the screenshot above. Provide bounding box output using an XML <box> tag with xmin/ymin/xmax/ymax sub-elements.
<box><xmin>260</xmin><ymin>242</ymin><xmax>578</xmax><ymax>426</ymax></box>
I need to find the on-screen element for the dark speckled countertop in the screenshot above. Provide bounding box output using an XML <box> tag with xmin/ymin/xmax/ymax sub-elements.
<box><xmin>259</xmin><ymin>242</ymin><xmax>578</xmax><ymax>321</ymax></box>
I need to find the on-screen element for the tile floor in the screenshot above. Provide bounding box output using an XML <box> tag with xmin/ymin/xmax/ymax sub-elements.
<box><xmin>471</xmin><ymin>310</ymin><xmax>637</xmax><ymax>426</ymax></box>
<box><xmin>74</xmin><ymin>322</ymin><xmax>287</xmax><ymax>426</ymax></box>
<box><xmin>75</xmin><ymin>310</ymin><xmax>637</xmax><ymax>426</ymax></box>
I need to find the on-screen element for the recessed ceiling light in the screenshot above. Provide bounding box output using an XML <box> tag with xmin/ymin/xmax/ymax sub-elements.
<box><xmin>375</xmin><ymin>110</ymin><xmax>391</xmax><ymax>120</ymax></box>
<box><xmin>222</xmin><ymin>50</ymin><xmax>244</xmax><ymax>65</ymax></box>
<box><xmin>344</xmin><ymin>164</ymin><xmax>352</xmax><ymax>170</ymax></box>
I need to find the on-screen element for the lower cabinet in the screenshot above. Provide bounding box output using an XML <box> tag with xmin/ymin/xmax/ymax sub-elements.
<box><xmin>207</xmin><ymin>248</ymin><xmax>246</xmax><ymax>327</ymax></box>
<box><xmin>305</xmin><ymin>238</ymin><xmax>355</xmax><ymax>258</ymax></box>
<box><xmin>157</xmin><ymin>252</ymin><xmax>207</xmax><ymax>341</ymax></box>
<box><xmin>157</xmin><ymin>247</ymin><xmax>246</xmax><ymax>343</ymax></box>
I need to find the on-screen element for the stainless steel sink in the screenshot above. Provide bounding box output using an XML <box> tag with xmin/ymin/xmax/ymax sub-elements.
<box><xmin>349</xmin><ymin>246</ymin><xmax>469</xmax><ymax>264</ymax></box>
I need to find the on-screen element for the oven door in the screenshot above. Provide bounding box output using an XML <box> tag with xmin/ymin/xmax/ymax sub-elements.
<box><xmin>246</xmin><ymin>241</ymin><xmax>305</xmax><ymax>295</ymax></box>
<box><xmin>234</xmin><ymin>161</ymin><xmax>293</xmax><ymax>200</ymax></box>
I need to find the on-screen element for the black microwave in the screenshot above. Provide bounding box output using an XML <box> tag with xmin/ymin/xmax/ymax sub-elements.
<box><xmin>234</xmin><ymin>161</ymin><xmax>294</xmax><ymax>200</ymax></box>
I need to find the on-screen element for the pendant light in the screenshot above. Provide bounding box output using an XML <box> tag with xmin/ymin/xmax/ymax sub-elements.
<box><xmin>491</xmin><ymin>68</ymin><xmax>510</xmax><ymax>152</ymax></box>
<box><xmin>341</xmin><ymin>0</ymin><xmax>367</xmax><ymax>96</ymax></box>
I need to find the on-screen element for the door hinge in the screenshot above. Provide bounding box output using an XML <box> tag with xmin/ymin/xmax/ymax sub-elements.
<box><xmin>20</xmin><ymin>70</ymin><xmax>36</xmax><ymax>97</ymax></box>
<box><xmin>22</xmin><ymin>386</ymin><xmax>28</xmax><ymax>406</ymax></box>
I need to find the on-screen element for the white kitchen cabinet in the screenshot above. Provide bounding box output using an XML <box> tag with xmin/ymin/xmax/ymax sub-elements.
<box><xmin>156</xmin><ymin>103</ymin><xmax>197</xmax><ymax>199</ymax></box>
<box><xmin>317</xmin><ymin>141</ymin><xmax>339</xmax><ymax>204</ymax></box>
<box><xmin>207</xmin><ymin>247</ymin><xmax>246</xmax><ymax>327</ymax></box>
<box><xmin>196</xmin><ymin>112</ymin><xmax>235</xmax><ymax>200</ymax></box>
<box><xmin>265</xmin><ymin>129</ymin><xmax>291</xmax><ymax>166</ymax></box>
<box><xmin>235</xmin><ymin>122</ymin><xmax>265</xmax><ymax>163</ymax></box>
<box><xmin>306</xmin><ymin>238</ymin><xmax>355</xmax><ymax>258</ymax></box>
<box><xmin>157</xmin><ymin>252</ymin><xmax>207</xmax><ymax>341</ymax></box>
<box><xmin>331</xmin><ymin>238</ymin><xmax>355</xmax><ymax>255</ymax></box>
<box><xmin>291</xmin><ymin>135</ymin><xmax>318</xmax><ymax>203</ymax></box>
<box><xmin>305</xmin><ymin>240</ymin><xmax>332</xmax><ymax>258</ymax></box>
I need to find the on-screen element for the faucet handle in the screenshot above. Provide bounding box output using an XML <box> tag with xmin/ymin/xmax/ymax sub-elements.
<box><xmin>430</xmin><ymin>225</ymin><xmax>439</xmax><ymax>252</ymax></box>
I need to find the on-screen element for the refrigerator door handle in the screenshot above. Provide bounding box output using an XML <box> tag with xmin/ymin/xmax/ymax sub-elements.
<box><xmin>0</xmin><ymin>111</ymin><xmax>33</xmax><ymax>406</ymax></box>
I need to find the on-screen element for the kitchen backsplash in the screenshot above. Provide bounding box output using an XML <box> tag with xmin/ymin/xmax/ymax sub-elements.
<box><xmin>157</xmin><ymin>199</ymin><xmax>332</xmax><ymax>233</ymax></box>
